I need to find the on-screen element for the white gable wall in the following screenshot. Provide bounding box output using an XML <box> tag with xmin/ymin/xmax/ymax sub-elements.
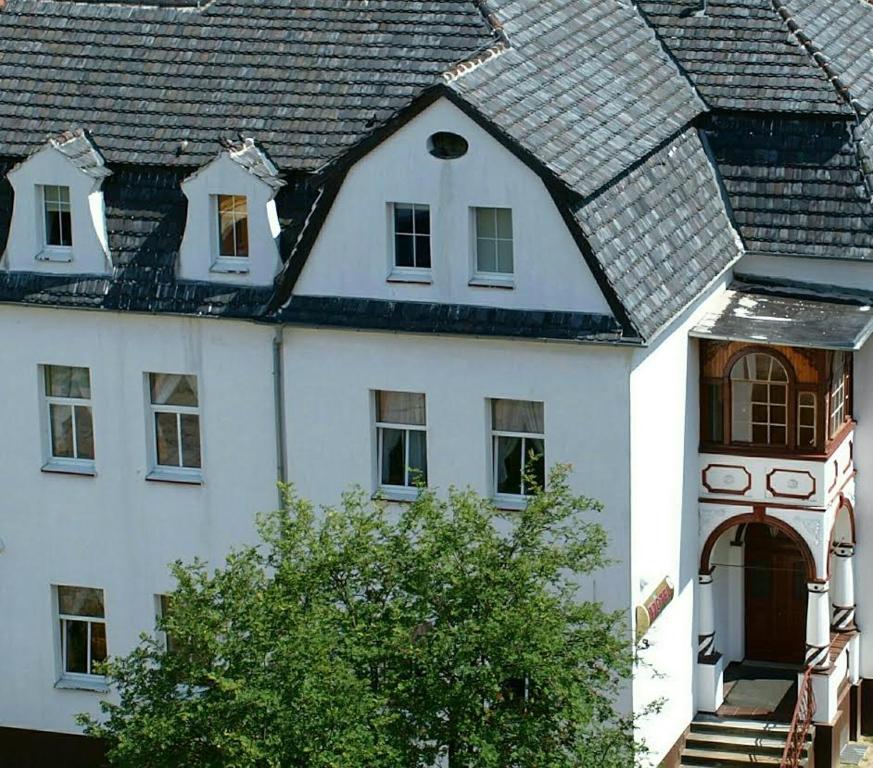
<box><xmin>295</xmin><ymin>98</ymin><xmax>613</xmax><ymax>314</ymax></box>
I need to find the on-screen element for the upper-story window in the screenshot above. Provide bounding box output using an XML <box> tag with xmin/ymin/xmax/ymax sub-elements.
<box><xmin>4</xmin><ymin>131</ymin><xmax>111</xmax><ymax>274</ymax></box>
<box><xmin>42</xmin><ymin>184</ymin><xmax>73</xmax><ymax>250</ymax></box>
<box><xmin>730</xmin><ymin>353</ymin><xmax>788</xmax><ymax>447</ymax></box>
<box><xmin>391</xmin><ymin>203</ymin><xmax>431</xmax><ymax>275</ymax></box>
<box><xmin>178</xmin><ymin>138</ymin><xmax>284</xmax><ymax>286</ymax></box>
<box><xmin>491</xmin><ymin>398</ymin><xmax>545</xmax><ymax>499</ymax></box>
<box><xmin>42</xmin><ymin>364</ymin><xmax>95</xmax><ymax>473</ymax></box>
<box><xmin>375</xmin><ymin>390</ymin><xmax>427</xmax><ymax>492</ymax></box>
<box><xmin>829</xmin><ymin>352</ymin><xmax>849</xmax><ymax>439</ymax></box>
<box><xmin>474</xmin><ymin>207</ymin><xmax>513</xmax><ymax>278</ymax></box>
<box><xmin>216</xmin><ymin>194</ymin><xmax>249</xmax><ymax>260</ymax></box>
<box><xmin>147</xmin><ymin>373</ymin><xmax>202</xmax><ymax>482</ymax></box>
<box><xmin>701</xmin><ymin>342</ymin><xmax>852</xmax><ymax>455</ymax></box>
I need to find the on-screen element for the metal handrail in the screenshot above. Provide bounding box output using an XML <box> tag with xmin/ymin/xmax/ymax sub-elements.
<box><xmin>780</xmin><ymin>667</ymin><xmax>815</xmax><ymax>768</ymax></box>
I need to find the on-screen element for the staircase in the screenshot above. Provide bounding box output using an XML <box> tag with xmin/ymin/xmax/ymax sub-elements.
<box><xmin>680</xmin><ymin>718</ymin><xmax>814</xmax><ymax>767</ymax></box>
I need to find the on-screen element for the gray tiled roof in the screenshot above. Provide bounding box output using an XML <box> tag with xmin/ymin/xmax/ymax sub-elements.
<box><xmin>0</xmin><ymin>0</ymin><xmax>494</xmax><ymax>169</ymax></box>
<box><xmin>706</xmin><ymin>114</ymin><xmax>873</xmax><ymax>260</ymax></box>
<box><xmin>449</xmin><ymin>0</ymin><xmax>704</xmax><ymax>199</ymax></box>
<box><xmin>578</xmin><ymin>127</ymin><xmax>742</xmax><ymax>339</ymax></box>
<box><xmin>635</xmin><ymin>0</ymin><xmax>850</xmax><ymax>114</ymax></box>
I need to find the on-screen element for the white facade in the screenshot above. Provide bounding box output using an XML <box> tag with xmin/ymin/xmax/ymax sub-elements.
<box><xmin>0</xmin><ymin>307</ymin><xmax>278</xmax><ymax>733</ymax></box>
<box><xmin>1</xmin><ymin>93</ymin><xmax>872</xmax><ymax>768</ymax></box>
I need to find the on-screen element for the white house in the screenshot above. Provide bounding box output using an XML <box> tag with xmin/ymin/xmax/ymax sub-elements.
<box><xmin>0</xmin><ymin>0</ymin><xmax>872</xmax><ymax>767</ymax></box>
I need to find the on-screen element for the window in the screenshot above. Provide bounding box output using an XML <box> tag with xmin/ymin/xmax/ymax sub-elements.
<box><xmin>829</xmin><ymin>352</ymin><xmax>848</xmax><ymax>439</ymax></box>
<box><xmin>729</xmin><ymin>353</ymin><xmax>788</xmax><ymax>446</ymax></box>
<box><xmin>375</xmin><ymin>390</ymin><xmax>427</xmax><ymax>490</ymax></box>
<box><xmin>148</xmin><ymin>373</ymin><xmax>201</xmax><ymax>476</ymax></box>
<box><xmin>474</xmin><ymin>207</ymin><xmax>513</xmax><ymax>276</ymax></box>
<box><xmin>43</xmin><ymin>365</ymin><xmax>94</xmax><ymax>469</ymax></box>
<box><xmin>392</xmin><ymin>203</ymin><xmax>431</xmax><ymax>271</ymax></box>
<box><xmin>42</xmin><ymin>185</ymin><xmax>72</xmax><ymax>248</ymax></box>
<box><xmin>797</xmin><ymin>392</ymin><xmax>817</xmax><ymax>449</ymax></box>
<box><xmin>427</xmin><ymin>131</ymin><xmax>468</xmax><ymax>160</ymax></box>
<box><xmin>156</xmin><ymin>594</ymin><xmax>178</xmax><ymax>654</ymax></box>
<box><xmin>216</xmin><ymin>194</ymin><xmax>249</xmax><ymax>259</ymax></box>
<box><xmin>56</xmin><ymin>586</ymin><xmax>106</xmax><ymax>680</ymax></box>
<box><xmin>492</xmin><ymin>399</ymin><xmax>544</xmax><ymax>498</ymax></box>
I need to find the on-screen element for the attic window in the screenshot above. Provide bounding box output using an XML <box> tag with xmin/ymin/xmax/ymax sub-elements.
<box><xmin>427</xmin><ymin>132</ymin><xmax>468</xmax><ymax>160</ymax></box>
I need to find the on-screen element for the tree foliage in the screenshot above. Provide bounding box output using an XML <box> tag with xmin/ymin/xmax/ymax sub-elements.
<box><xmin>82</xmin><ymin>466</ymin><xmax>637</xmax><ymax>767</ymax></box>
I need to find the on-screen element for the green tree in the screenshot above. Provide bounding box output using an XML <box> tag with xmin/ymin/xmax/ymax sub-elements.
<box><xmin>82</xmin><ymin>466</ymin><xmax>637</xmax><ymax>767</ymax></box>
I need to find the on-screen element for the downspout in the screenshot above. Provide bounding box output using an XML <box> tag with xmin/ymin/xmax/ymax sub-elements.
<box><xmin>272</xmin><ymin>326</ymin><xmax>288</xmax><ymax>508</ymax></box>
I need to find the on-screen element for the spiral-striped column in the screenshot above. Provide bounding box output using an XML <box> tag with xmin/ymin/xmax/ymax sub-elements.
<box><xmin>805</xmin><ymin>581</ymin><xmax>831</xmax><ymax>669</ymax></box>
<box><xmin>831</xmin><ymin>544</ymin><xmax>856</xmax><ymax>632</ymax></box>
<box><xmin>698</xmin><ymin>571</ymin><xmax>718</xmax><ymax>661</ymax></box>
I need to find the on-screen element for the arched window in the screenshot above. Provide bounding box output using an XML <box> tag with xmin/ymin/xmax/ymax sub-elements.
<box><xmin>730</xmin><ymin>353</ymin><xmax>788</xmax><ymax>446</ymax></box>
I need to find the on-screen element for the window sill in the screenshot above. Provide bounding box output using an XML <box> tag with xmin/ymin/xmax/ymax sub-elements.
<box><xmin>491</xmin><ymin>495</ymin><xmax>531</xmax><ymax>511</ymax></box>
<box><xmin>42</xmin><ymin>460</ymin><xmax>96</xmax><ymax>477</ymax></box>
<box><xmin>373</xmin><ymin>487</ymin><xmax>424</xmax><ymax>503</ymax></box>
<box><xmin>36</xmin><ymin>247</ymin><xmax>73</xmax><ymax>263</ymax></box>
<box><xmin>211</xmin><ymin>258</ymin><xmax>250</xmax><ymax>275</ymax></box>
<box><xmin>146</xmin><ymin>469</ymin><xmax>203</xmax><ymax>486</ymax></box>
<box><xmin>55</xmin><ymin>676</ymin><xmax>109</xmax><ymax>693</ymax></box>
<box><xmin>387</xmin><ymin>270</ymin><xmax>432</xmax><ymax>285</ymax></box>
<box><xmin>469</xmin><ymin>276</ymin><xmax>515</xmax><ymax>290</ymax></box>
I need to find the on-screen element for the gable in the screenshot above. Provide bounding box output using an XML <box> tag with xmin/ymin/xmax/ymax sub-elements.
<box><xmin>293</xmin><ymin>98</ymin><xmax>613</xmax><ymax>317</ymax></box>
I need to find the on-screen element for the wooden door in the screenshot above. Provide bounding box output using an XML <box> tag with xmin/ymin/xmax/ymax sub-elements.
<box><xmin>744</xmin><ymin>524</ymin><xmax>808</xmax><ymax>664</ymax></box>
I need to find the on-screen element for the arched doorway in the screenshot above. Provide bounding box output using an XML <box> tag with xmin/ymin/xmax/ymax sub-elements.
<box><xmin>744</xmin><ymin>523</ymin><xmax>808</xmax><ymax>665</ymax></box>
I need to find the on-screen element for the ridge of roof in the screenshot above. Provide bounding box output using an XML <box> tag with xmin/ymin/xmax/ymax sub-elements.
<box><xmin>443</xmin><ymin>0</ymin><xmax>509</xmax><ymax>83</ymax></box>
<box><xmin>771</xmin><ymin>0</ymin><xmax>856</xmax><ymax>113</ymax></box>
<box><xmin>227</xmin><ymin>138</ymin><xmax>284</xmax><ymax>192</ymax></box>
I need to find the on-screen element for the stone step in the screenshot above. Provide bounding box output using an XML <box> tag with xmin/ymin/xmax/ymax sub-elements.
<box><xmin>685</xmin><ymin>731</ymin><xmax>793</xmax><ymax>755</ymax></box>
<box><xmin>690</xmin><ymin>719</ymin><xmax>802</xmax><ymax>740</ymax></box>
<box><xmin>681</xmin><ymin>747</ymin><xmax>784</xmax><ymax>767</ymax></box>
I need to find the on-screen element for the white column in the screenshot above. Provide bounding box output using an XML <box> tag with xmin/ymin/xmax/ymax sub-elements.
<box><xmin>806</xmin><ymin>581</ymin><xmax>831</xmax><ymax>669</ymax></box>
<box><xmin>698</xmin><ymin>570</ymin><xmax>718</xmax><ymax>659</ymax></box>
<box><xmin>831</xmin><ymin>544</ymin><xmax>856</xmax><ymax>632</ymax></box>
<box><xmin>697</xmin><ymin>569</ymin><xmax>724</xmax><ymax>713</ymax></box>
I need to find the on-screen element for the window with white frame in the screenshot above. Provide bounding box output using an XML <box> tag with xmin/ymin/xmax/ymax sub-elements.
<box><xmin>375</xmin><ymin>390</ymin><xmax>427</xmax><ymax>490</ymax></box>
<box><xmin>391</xmin><ymin>203</ymin><xmax>431</xmax><ymax>271</ymax></box>
<box><xmin>491</xmin><ymin>399</ymin><xmax>545</xmax><ymax>498</ymax></box>
<box><xmin>156</xmin><ymin>594</ymin><xmax>178</xmax><ymax>654</ymax></box>
<box><xmin>829</xmin><ymin>352</ymin><xmax>849</xmax><ymax>439</ymax></box>
<box><xmin>42</xmin><ymin>184</ymin><xmax>72</xmax><ymax>249</ymax></box>
<box><xmin>148</xmin><ymin>373</ymin><xmax>202</xmax><ymax>475</ymax></box>
<box><xmin>797</xmin><ymin>391</ymin><xmax>817</xmax><ymax>449</ymax></box>
<box><xmin>56</xmin><ymin>585</ymin><xmax>106</xmax><ymax>680</ymax></box>
<box><xmin>43</xmin><ymin>365</ymin><xmax>95</xmax><ymax>468</ymax></box>
<box><xmin>474</xmin><ymin>207</ymin><xmax>513</xmax><ymax>277</ymax></box>
<box><xmin>216</xmin><ymin>194</ymin><xmax>249</xmax><ymax>259</ymax></box>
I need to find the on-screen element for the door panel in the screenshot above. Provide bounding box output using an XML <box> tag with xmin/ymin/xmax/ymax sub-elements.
<box><xmin>744</xmin><ymin>524</ymin><xmax>807</xmax><ymax>664</ymax></box>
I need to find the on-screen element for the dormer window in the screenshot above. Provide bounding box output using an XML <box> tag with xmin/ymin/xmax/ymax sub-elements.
<box><xmin>42</xmin><ymin>185</ymin><xmax>73</xmax><ymax>250</ymax></box>
<box><xmin>2</xmin><ymin>130</ymin><xmax>111</xmax><ymax>275</ymax></box>
<box><xmin>178</xmin><ymin>138</ymin><xmax>283</xmax><ymax>286</ymax></box>
<box><xmin>217</xmin><ymin>194</ymin><xmax>249</xmax><ymax>260</ymax></box>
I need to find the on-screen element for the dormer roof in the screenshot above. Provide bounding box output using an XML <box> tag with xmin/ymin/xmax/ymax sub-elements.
<box><xmin>48</xmin><ymin>130</ymin><xmax>111</xmax><ymax>180</ymax></box>
<box><xmin>226</xmin><ymin>138</ymin><xmax>284</xmax><ymax>193</ymax></box>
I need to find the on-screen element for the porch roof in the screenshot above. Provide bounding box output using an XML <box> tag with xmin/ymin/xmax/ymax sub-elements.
<box><xmin>690</xmin><ymin>279</ymin><xmax>873</xmax><ymax>350</ymax></box>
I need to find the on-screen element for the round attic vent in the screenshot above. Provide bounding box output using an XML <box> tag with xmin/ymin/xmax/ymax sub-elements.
<box><xmin>427</xmin><ymin>132</ymin><xmax>469</xmax><ymax>160</ymax></box>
